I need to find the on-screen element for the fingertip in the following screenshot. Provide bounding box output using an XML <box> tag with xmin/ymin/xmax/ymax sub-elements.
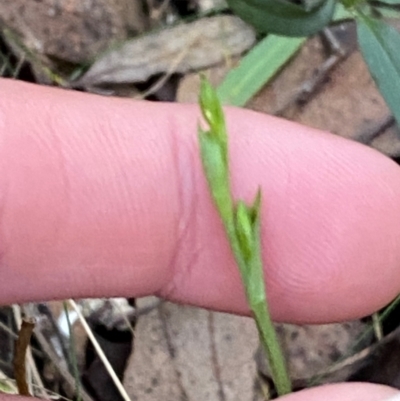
<box><xmin>166</xmin><ymin>106</ymin><xmax>400</xmax><ymax>322</ymax></box>
<box><xmin>279</xmin><ymin>383</ymin><xmax>399</xmax><ymax>401</ymax></box>
<box><xmin>1</xmin><ymin>80</ymin><xmax>400</xmax><ymax>324</ymax></box>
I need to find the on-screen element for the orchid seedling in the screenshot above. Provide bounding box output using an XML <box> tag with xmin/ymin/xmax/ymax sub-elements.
<box><xmin>198</xmin><ymin>77</ymin><xmax>292</xmax><ymax>396</ymax></box>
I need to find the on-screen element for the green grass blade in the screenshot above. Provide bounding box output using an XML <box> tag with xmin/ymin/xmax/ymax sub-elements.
<box><xmin>216</xmin><ymin>1</ymin><xmax>353</xmax><ymax>108</ymax></box>
<box><xmin>227</xmin><ymin>0</ymin><xmax>336</xmax><ymax>36</ymax></box>
<box><xmin>217</xmin><ymin>35</ymin><xmax>306</xmax><ymax>106</ymax></box>
<box><xmin>356</xmin><ymin>14</ymin><xmax>400</xmax><ymax>129</ymax></box>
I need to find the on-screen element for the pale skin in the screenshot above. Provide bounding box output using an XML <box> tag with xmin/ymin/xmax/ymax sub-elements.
<box><xmin>0</xmin><ymin>79</ymin><xmax>400</xmax><ymax>400</ymax></box>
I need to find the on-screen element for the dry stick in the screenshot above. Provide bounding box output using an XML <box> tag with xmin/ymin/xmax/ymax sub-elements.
<box><xmin>356</xmin><ymin>115</ymin><xmax>395</xmax><ymax>144</ymax></box>
<box><xmin>26</xmin><ymin>347</ymin><xmax>50</xmax><ymax>399</ymax></box>
<box><xmin>0</xmin><ymin>320</ymin><xmax>19</xmax><ymax>341</ymax></box>
<box><xmin>33</xmin><ymin>328</ymin><xmax>94</xmax><ymax>401</ymax></box>
<box><xmin>0</xmin><ymin>316</ymin><xmax>44</xmax><ymax>359</ymax></box>
<box><xmin>275</xmin><ymin>52</ymin><xmax>344</xmax><ymax>116</ymax></box>
<box><xmin>13</xmin><ymin>305</ymin><xmax>49</xmax><ymax>399</ymax></box>
<box><xmin>13</xmin><ymin>318</ymin><xmax>35</xmax><ymax>396</ymax></box>
<box><xmin>322</xmin><ymin>27</ymin><xmax>347</xmax><ymax>57</ymax></box>
<box><xmin>68</xmin><ymin>299</ymin><xmax>133</xmax><ymax>401</ymax></box>
<box><xmin>275</xmin><ymin>28</ymin><xmax>349</xmax><ymax>116</ymax></box>
<box><xmin>12</xmin><ymin>306</ymin><xmax>32</xmax><ymax>395</ymax></box>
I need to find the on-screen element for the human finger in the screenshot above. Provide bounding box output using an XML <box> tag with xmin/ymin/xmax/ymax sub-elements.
<box><xmin>279</xmin><ymin>382</ymin><xmax>399</xmax><ymax>401</ymax></box>
<box><xmin>0</xmin><ymin>79</ymin><xmax>400</xmax><ymax>323</ymax></box>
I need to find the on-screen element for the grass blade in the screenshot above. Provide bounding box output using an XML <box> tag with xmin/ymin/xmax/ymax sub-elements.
<box><xmin>356</xmin><ymin>14</ymin><xmax>400</xmax><ymax>129</ymax></box>
<box><xmin>217</xmin><ymin>35</ymin><xmax>305</xmax><ymax>106</ymax></box>
<box><xmin>227</xmin><ymin>0</ymin><xmax>336</xmax><ymax>36</ymax></box>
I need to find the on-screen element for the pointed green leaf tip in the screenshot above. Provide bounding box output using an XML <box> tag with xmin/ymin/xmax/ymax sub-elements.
<box><xmin>198</xmin><ymin>77</ymin><xmax>233</xmax><ymax>224</ymax></box>
<box><xmin>199</xmin><ymin>76</ymin><xmax>227</xmax><ymax>149</ymax></box>
<box><xmin>234</xmin><ymin>190</ymin><xmax>261</xmax><ymax>265</ymax></box>
<box><xmin>235</xmin><ymin>201</ymin><xmax>254</xmax><ymax>263</ymax></box>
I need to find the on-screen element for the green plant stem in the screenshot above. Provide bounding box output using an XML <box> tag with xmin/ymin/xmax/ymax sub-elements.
<box><xmin>226</xmin><ymin>219</ymin><xmax>291</xmax><ymax>396</ymax></box>
<box><xmin>198</xmin><ymin>77</ymin><xmax>291</xmax><ymax>396</ymax></box>
<box><xmin>254</xmin><ymin>302</ymin><xmax>291</xmax><ymax>394</ymax></box>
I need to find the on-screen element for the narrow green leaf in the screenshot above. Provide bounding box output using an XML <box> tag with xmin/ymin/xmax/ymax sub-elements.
<box><xmin>374</xmin><ymin>0</ymin><xmax>400</xmax><ymax>4</ymax></box>
<box><xmin>0</xmin><ymin>377</ymin><xmax>17</xmax><ymax>394</ymax></box>
<box><xmin>217</xmin><ymin>3</ymin><xmax>353</xmax><ymax>108</ymax></box>
<box><xmin>374</xmin><ymin>6</ymin><xmax>400</xmax><ymax>18</ymax></box>
<box><xmin>199</xmin><ymin>77</ymin><xmax>226</xmax><ymax>140</ymax></box>
<box><xmin>217</xmin><ymin>35</ymin><xmax>306</xmax><ymax>106</ymax></box>
<box><xmin>356</xmin><ymin>15</ymin><xmax>400</xmax><ymax>128</ymax></box>
<box><xmin>248</xmin><ymin>188</ymin><xmax>262</xmax><ymax>224</ymax></box>
<box><xmin>227</xmin><ymin>0</ymin><xmax>336</xmax><ymax>36</ymax></box>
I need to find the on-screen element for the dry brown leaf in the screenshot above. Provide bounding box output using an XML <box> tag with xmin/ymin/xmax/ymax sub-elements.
<box><xmin>78</xmin><ymin>15</ymin><xmax>256</xmax><ymax>86</ymax></box>
<box><xmin>124</xmin><ymin>301</ymin><xmax>263</xmax><ymax>401</ymax></box>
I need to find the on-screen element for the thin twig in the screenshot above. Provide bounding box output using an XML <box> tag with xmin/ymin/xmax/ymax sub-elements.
<box><xmin>275</xmin><ymin>52</ymin><xmax>344</xmax><ymax>116</ymax></box>
<box><xmin>13</xmin><ymin>318</ymin><xmax>35</xmax><ymax>396</ymax></box>
<box><xmin>275</xmin><ymin>28</ymin><xmax>349</xmax><ymax>116</ymax></box>
<box><xmin>27</xmin><ymin>346</ymin><xmax>50</xmax><ymax>399</ymax></box>
<box><xmin>33</xmin><ymin>323</ymin><xmax>94</xmax><ymax>401</ymax></box>
<box><xmin>68</xmin><ymin>299</ymin><xmax>133</xmax><ymax>401</ymax></box>
<box><xmin>322</xmin><ymin>27</ymin><xmax>346</xmax><ymax>57</ymax></box>
<box><xmin>355</xmin><ymin>115</ymin><xmax>395</xmax><ymax>144</ymax></box>
<box><xmin>0</xmin><ymin>320</ymin><xmax>19</xmax><ymax>341</ymax></box>
<box><xmin>14</xmin><ymin>305</ymin><xmax>50</xmax><ymax>399</ymax></box>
